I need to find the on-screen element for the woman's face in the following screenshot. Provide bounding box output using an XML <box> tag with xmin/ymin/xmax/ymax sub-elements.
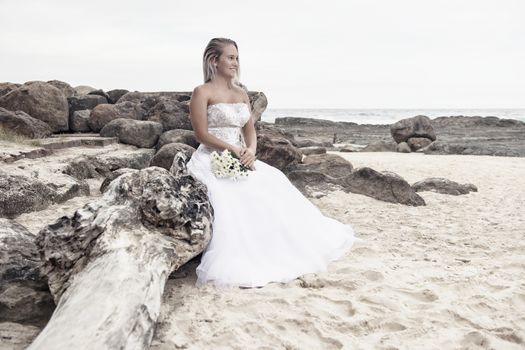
<box><xmin>215</xmin><ymin>44</ymin><xmax>239</xmax><ymax>79</ymax></box>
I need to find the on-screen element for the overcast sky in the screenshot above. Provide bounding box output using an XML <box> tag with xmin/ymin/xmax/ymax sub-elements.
<box><xmin>1</xmin><ymin>0</ymin><xmax>524</xmax><ymax>108</ymax></box>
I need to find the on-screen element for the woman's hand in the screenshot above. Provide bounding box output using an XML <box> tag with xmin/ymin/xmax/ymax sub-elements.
<box><xmin>240</xmin><ymin>147</ymin><xmax>257</xmax><ymax>170</ymax></box>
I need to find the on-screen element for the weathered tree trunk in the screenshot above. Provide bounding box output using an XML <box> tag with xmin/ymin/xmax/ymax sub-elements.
<box><xmin>28</xmin><ymin>163</ymin><xmax>213</xmax><ymax>350</ymax></box>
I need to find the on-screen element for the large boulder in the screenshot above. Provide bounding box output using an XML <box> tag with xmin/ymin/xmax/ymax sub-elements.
<box><xmin>46</xmin><ymin>80</ymin><xmax>75</xmax><ymax>98</ymax></box>
<box><xmin>0</xmin><ymin>82</ymin><xmax>21</xmax><ymax>98</ymax></box>
<box><xmin>88</xmin><ymin>102</ymin><xmax>143</xmax><ymax>132</ymax></box>
<box><xmin>73</xmin><ymin>85</ymin><xmax>96</xmax><ymax>95</ymax></box>
<box><xmin>69</xmin><ymin>110</ymin><xmax>91</xmax><ymax>132</ymax></box>
<box><xmin>412</xmin><ymin>177</ymin><xmax>478</xmax><ymax>195</ymax></box>
<box><xmin>0</xmin><ymin>107</ymin><xmax>52</xmax><ymax>138</ymax></box>
<box><xmin>146</xmin><ymin>97</ymin><xmax>192</xmax><ymax>130</ymax></box>
<box><xmin>150</xmin><ymin>143</ymin><xmax>195</xmax><ymax>170</ymax></box>
<box><xmin>0</xmin><ymin>81</ymin><xmax>69</xmax><ymax>132</ymax></box>
<box><xmin>100</xmin><ymin>118</ymin><xmax>163</xmax><ymax>148</ymax></box>
<box><xmin>256</xmin><ymin>134</ymin><xmax>302</xmax><ymax>171</ymax></box>
<box><xmin>340</xmin><ymin>167</ymin><xmax>426</xmax><ymax>206</ymax></box>
<box><xmin>390</xmin><ymin>115</ymin><xmax>436</xmax><ymax>144</ymax></box>
<box><xmin>0</xmin><ymin>219</ymin><xmax>54</xmax><ymax>326</ymax></box>
<box><xmin>68</xmin><ymin>95</ymin><xmax>108</xmax><ymax>117</ymax></box>
<box><xmin>157</xmin><ymin>129</ymin><xmax>199</xmax><ymax>149</ymax></box>
<box><xmin>107</xmin><ymin>89</ymin><xmax>129</xmax><ymax>104</ymax></box>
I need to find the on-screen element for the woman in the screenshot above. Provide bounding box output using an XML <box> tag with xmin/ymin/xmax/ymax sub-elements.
<box><xmin>186</xmin><ymin>37</ymin><xmax>356</xmax><ymax>288</ymax></box>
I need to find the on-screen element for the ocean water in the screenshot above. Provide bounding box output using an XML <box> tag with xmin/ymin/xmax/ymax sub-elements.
<box><xmin>260</xmin><ymin>108</ymin><xmax>525</xmax><ymax>125</ymax></box>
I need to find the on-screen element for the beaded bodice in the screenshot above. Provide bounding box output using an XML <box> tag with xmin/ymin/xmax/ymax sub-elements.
<box><xmin>197</xmin><ymin>102</ymin><xmax>251</xmax><ymax>154</ymax></box>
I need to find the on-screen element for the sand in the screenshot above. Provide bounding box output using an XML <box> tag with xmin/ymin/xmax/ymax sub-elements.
<box><xmin>151</xmin><ymin>152</ymin><xmax>525</xmax><ymax>350</ymax></box>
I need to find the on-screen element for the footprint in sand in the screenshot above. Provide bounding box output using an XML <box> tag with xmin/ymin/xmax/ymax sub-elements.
<box><xmin>302</xmin><ymin>294</ymin><xmax>356</xmax><ymax>318</ymax></box>
<box><xmin>395</xmin><ymin>288</ymin><xmax>439</xmax><ymax>302</ymax></box>
<box><xmin>460</xmin><ymin>331</ymin><xmax>491</xmax><ymax>349</ymax></box>
<box><xmin>362</xmin><ymin>270</ymin><xmax>384</xmax><ymax>281</ymax></box>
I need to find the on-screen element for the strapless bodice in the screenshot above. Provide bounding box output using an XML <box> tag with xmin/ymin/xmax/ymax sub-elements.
<box><xmin>197</xmin><ymin>102</ymin><xmax>251</xmax><ymax>154</ymax></box>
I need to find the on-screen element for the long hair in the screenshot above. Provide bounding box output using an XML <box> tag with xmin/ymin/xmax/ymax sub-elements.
<box><xmin>203</xmin><ymin>37</ymin><xmax>244</xmax><ymax>89</ymax></box>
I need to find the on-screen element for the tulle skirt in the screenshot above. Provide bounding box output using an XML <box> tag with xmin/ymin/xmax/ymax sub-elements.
<box><xmin>186</xmin><ymin>149</ymin><xmax>356</xmax><ymax>288</ymax></box>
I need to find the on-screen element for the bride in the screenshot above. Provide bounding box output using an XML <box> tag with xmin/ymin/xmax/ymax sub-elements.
<box><xmin>186</xmin><ymin>37</ymin><xmax>356</xmax><ymax>288</ymax></box>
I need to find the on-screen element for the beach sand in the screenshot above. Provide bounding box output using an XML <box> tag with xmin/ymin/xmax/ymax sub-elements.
<box><xmin>151</xmin><ymin>152</ymin><xmax>525</xmax><ymax>349</ymax></box>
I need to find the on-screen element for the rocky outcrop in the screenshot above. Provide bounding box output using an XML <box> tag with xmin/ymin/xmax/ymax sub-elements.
<box><xmin>0</xmin><ymin>82</ymin><xmax>21</xmax><ymax>98</ymax></box>
<box><xmin>100</xmin><ymin>118</ymin><xmax>163</xmax><ymax>148</ymax></box>
<box><xmin>418</xmin><ymin>140</ymin><xmax>524</xmax><ymax>157</ymax></box>
<box><xmin>29</xmin><ymin>166</ymin><xmax>212</xmax><ymax>350</ymax></box>
<box><xmin>0</xmin><ymin>219</ymin><xmax>55</xmax><ymax>327</ymax></box>
<box><xmin>431</xmin><ymin>115</ymin><xmax>525</xmax><ymax>128</ymax></box>
<box><xmin>0</xmin><ymin>81</ymin><xmax>69</xmax><ymax>132</ymax></box>
<box><xmin>407</xmin><ymin>137</ymin><xmax>432</xmax><ymax>151</ymax></box>
<box><xmin>88</xmin><ymin>102</ymin><xmax>143</xmax><ymax>132</ymax></box>
<box><xmin>412</xmin><ymin>177</ymin><xmax>478</xmax><ymax>195</ymax></box>
<box><xmin>73</xmin><ymin>85</ymin><xmax>96</xmax><ymax>95</ymax></box>
<box><xmin>0</xmin><ymin>107</ymin><xmax>52</xmax><ymax>138</ymax></box>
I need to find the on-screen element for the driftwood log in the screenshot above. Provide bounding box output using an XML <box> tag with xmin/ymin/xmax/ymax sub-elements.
<box><xmin>27</xmin><ymin>161</ymin><xmax>213</xmax><ymax>349</ymax></box>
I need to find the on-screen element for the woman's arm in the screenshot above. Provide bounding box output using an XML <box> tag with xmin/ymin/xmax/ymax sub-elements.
<box><xmin>189</xmin><ymin>86</ymin><xmax>242</xmax><ymax>156</ymax></box>
<box><xmin>240</xmin><ymin>92</ymin><xmax>257</xmax><ymax>169</ymax></box>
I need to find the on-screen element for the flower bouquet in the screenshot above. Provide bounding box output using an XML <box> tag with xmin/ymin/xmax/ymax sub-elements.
<box><xmin>210</xmin><ymin>149</ymin><xmax>251</xmax><ymax>180</ymax></box>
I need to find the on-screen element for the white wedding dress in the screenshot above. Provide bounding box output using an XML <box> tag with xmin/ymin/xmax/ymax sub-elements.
<box><xmin>186</xmin><ymin>102</ymin><xmax>356</xmax><ymax>288</ymax></box>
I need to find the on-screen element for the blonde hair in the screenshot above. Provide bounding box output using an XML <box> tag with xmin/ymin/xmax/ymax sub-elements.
<box><xmin>203</xmin><ymin>37</ymin><xmax>244</xmax><ymax>89</ymax></box>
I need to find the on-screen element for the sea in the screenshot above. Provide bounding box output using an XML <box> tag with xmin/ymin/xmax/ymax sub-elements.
<box><xmin>260</xmin><ymin>108</ymin><xmax>525</xmax><ymax>125</ymax></box>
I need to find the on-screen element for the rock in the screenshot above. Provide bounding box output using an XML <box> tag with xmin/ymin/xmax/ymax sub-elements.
<box><xmin>88</xmin><ymin>102</ymin><xmax>143</xmax><ymax>132</ymax></box>
<box><xmin>46</xmin><ymin>80</ymin><xmax>75</xmax><ymax>98</ymax></box>
<box><xmin>0</xmin><ymin>107</ymin><xmax>53</xmax><ymax>138</ymax></box>
<box><xmin>286</xmin><ymin>170</ymin><xmax>343</xmax><ymax>197</ymax></box>
<box><xmin>73</xmin><ymin>85</ymin><xmax>96</xmax><ymax>95</ymax></box>
<box><xmin>295</xmin><ymin>139</ymin><xmax>333</xmax><ymax>148</ymax></box>
<box><xmin>150</xmin><ymin>143</ymin><xmax>195</xmax><ymax>170</ymax></box>
<box><xmin>256</xmin><ymin>135</ymin><xmax>302</xmax><ymax>171</ymax></box>
<box><xmin>0</xmin><ymin>171</ymin><xmax>89</xmax><ymax>218</ymax></box>
<box><xmin>396</xmin><ymin>142</ymin><xmax>411</xmax><ymax>153</ymax></box>
<box><xmin>100</xmin><ymin>118</ymin><xmax>163</xmax><ymax>148</ymax></box>
<box><xmin>361</xmin><ymin>140</ymin><xmax>397</xmax><ymax>152</ymax></box>
<box><xmin>0</xmin><ymin>81</ymin><xmax>69</xmax><ymax>132</ymax></box>
<box><xmin>390</xmin><ymin>115</ymin><xmax>436</xmax><ymax>144</ymax></box>
<box><xmin>299</xmin><ymin>146</ymin><xmax>327</xmax><ymax>155</ymax></box>
<box><xmin>341</xmin><ymin>167</ymin><xmax>426</xmax><ymax>206</ymax></box>
<box><xmin>87</xmin><ymin>89</ymin><xmax>111</xmax><ymax>102</ymax></box>
<box><xmin>248</xmin><ymin>91</ymin><xmax>268</xmax><ymax>122</ymax></box>
<box><xmin>412</xmin><ymin>177</ymin><xmax>478</xmax><ymax>195</ymax></box>
<box><xmin>0</xmin><ymin>82</ymin><xmax>21</xmax><ymax>98</ymax></box>
<box><xmin>106</xmin><ymin>89</ymin><xmax>129</xmax><ymax>104</ymax></box>
<box><xmin>99</xmin><ymin>168</ymin><xmax>139</xmax><ymax>193</ymax></box>
<box><xmin>275</xmin><ymin>117</ymin><xmax>357</xmax><ymax>128</ymax></box>
<box><xmin>0</xmin><ymin>219</ymin><xmax>54</xmax><ymax>326</ymax></box>
<box><xmin>68</xmin><ymin>95</ymin><xmax>108</xmax><ymax>117</ymax></box>
<box><xmin>407</xmin><ymin>137</ymin><xmax>432</xmax><ymax>151</ymax></box>
<box><xmin>255</xmin><ymin>122</ymin><xmax>298</xmax><ymax>146</ymax></box>
<box><xmin>287</xmin><ymin>153</ymin><xmax>353</xmax><ymax>178</ymax></box>
<box><xmin>30</xmin><ymin>166</ymin><xmax>212</xmax><ymax>349</ymax></box>
<box><xmin>417</xmin><ymin>140</ymin><xmax>522</xmax><ymax>157</ymax></box>
<box><xmin>146</xmin><ymin>97</ymin><xmax>192</xmax><ymax>130</ymax></box>
<box><xmin>63</xmin><ymin>156</ymin><xmax>112</xmax><ymax>180</ymax></box>
<box><xmin>69</xmin><ymin>110</ymin><xmax>91</xmax><ymax>132</ymax></box>
<box><xmin>431</xmin><ymin>115</ymin><xmax>525</xmax><ymax>128</ymax></box>
<box><xmin>96</xmin><ymin>148</ymin><xmax>155</xmax><ymax>171</ymax></box>
<box><xmin>157</xmin><ymin>129</ymin><xmax>199</xmax><ymax>149</ymax></box>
